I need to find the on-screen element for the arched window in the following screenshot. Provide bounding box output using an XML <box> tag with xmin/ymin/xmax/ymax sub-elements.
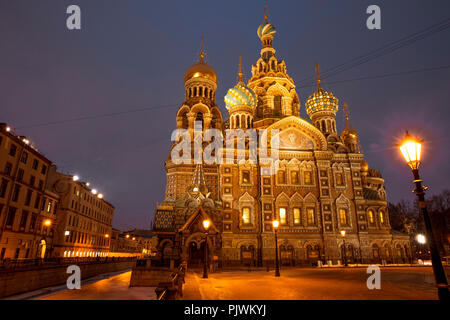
<box><xmin>273</xmin><ymin>96</ymin><xmax>282</xmax><ymax>116</ymax></box>
<box><xmin>379</xmin><ymin>211</ymin><xmax>384</xmax><ymax>224</ymax></box>
<box><xmin>193</xmin><ymin>87</ymin><xmax>197</xmax><ymax>96</ymax></box>
<box><xmin>293</xmin><ymin>208</ymin><xmax>301</xmax><ymax>225</ymax></box>
<box><xmin>236</xmin><ymin>115</ymin><xmax>240</xmax><ymax>127</ymax></box>
<box><xmin>306</xmin><ymin>207</ymin><xmax>315</xmax><ymax>225</ymax></box>
<box><xmin>368</xmin><ymin>210</ymin><xmax>374</xmax><ymax>224</ymax></box>
<box><xmin>279</xmin><ymin>207</ymin><xmax>287</xmax><ymax>225</ymax></box>
<box><xmin>242</xmin><ymin>207</ymin><xmax>250</xmax><ymax>224</ymax></box>
<box><xmin>321</xmin><ymin>120</ymin><xmax>326</xmax><ymax>132</ymax></box>
<box><xmin>339</xmin><ymin>208</ymin><xmax>348</xmax><ymax>225</ymax></box>
<box><xmin>199</xmin><ymin>87</ymin><xmax>203</xmax><ymax>97</ymax></box>
<box><xmin>304</xmin><ymin>171</ymin><xmax>312</xmax><ymax>185</ymax></box>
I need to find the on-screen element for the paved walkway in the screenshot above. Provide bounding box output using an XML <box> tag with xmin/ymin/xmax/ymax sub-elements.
<box><xmin>37</xmin><ymin>271</ymin><xmax>156</xmax><ymax>300</ymax></box>
<box><xmin>183</xmin><ymin>267</ymin><xmax>438</xmax><ymax>300</ymax></box>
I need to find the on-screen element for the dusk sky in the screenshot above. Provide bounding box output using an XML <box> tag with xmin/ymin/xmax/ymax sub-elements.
<box><xmin>1</xmin><ymin>0</ymin><xmax>449</xmax><ymax>231</ymax></box>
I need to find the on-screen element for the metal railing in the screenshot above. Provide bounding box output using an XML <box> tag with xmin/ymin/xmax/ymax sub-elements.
<box><xmin>155</xmin><ymin>263</ymin><xmax>186</xmax><ymax>300</ymax></box>
<box><xmin>0</xmin><ymin>256</ymin><xmax>137</xmax><ymax>272</ymax></box>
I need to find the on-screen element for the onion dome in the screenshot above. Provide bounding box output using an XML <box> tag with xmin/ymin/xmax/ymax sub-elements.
<box><xmin>305</xmin><ymin>63</ymin><xmax>339</xmax><ymax>116</ymax></box>
<box><xmin>224</xmin><ymin>57</ymin><xmax>257</xmax><ymax>110</ymax></box>
<box><xmin>224</xmin><ymin>82</ymin><xmax>257</xmax><ymax>110</ymax></box>
<box><xmin>341</xmin><ymin>103</ymin><xmax>358</xmax><ymax>138</ymax></box>
<box><xmin>257</xmin><ymin>22</ymin><xmax>276</xmax><ymax>40</ymax></box>
<box><xmin>184</xmin><ymin>37</ymin><xmax>217</xmax><ymax>83</ymax></box>
<box><xmin>361</xmin><ymin>160</ymin><xmax>369</xmax><ymax>172</ymax></box>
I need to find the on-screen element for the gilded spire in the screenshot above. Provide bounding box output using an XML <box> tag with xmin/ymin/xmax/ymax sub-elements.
<box><xmin>264</xmin><ymin>3</ymin><xmax>268</xmax><ymax>23</ymax></box>
<box><xmin>238</xmin><ymin>56</ymin><xmax>243</xmax><ymax>83</ymax></box>
<box><xmin>343</xmin><ymin>103</ymin><xmax>350</xmax><ymax>128</ymax></box>
<box><xmin>315</xmin><ymin>62</ymin><xmax>323</xmax><ymax>91</ymax></box>
<box><xmin>199</xmin><ymin>36</ymin><xmax>205</xmax><ymax>63</ymax></box>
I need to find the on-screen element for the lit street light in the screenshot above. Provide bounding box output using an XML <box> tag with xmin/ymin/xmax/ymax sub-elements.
<box><xmin>272</xmin><ymin>220</ymin><xmax>280</xmax><ymax>277</ymax></box>
<box><xmin>399</xmin><ymin>131</ymin><xmax>449</xmax><ymax>301</ymax></box>
<box><xmin>202</xmin><ymin>219</ymin><xmax>211</xmax><ymax>279</ymax></box>
<box><xmin>340</xmin><ymin>230</ymin><xmax>348</xmax><ymax>267</ymax></box>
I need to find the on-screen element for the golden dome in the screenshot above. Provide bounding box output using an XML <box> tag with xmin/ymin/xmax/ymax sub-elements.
<box><xmin>184</xmin><ymin>62</ymin><xmax>217</xmax><ymax>83</ymax></box>
<box><xmin>361</xmin><ymin>160</ymin><xmax>369</xmax><ymax>172</ymax></box>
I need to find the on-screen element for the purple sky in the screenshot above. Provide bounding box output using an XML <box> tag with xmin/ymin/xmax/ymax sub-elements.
<box><xmin>1</xmin><ymin>0</ymin><xmax>449</xmax><ymax>230</ymax></box>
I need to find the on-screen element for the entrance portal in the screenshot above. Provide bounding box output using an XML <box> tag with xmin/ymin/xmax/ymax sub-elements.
<box><xmin>188</xmin><ymin>241</ymin><xmax>205</xmax><ymax>267</ymax></box>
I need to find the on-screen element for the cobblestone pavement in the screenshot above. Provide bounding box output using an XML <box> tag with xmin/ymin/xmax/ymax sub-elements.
<box><xmin>183</xmin><ymin>266</ymin><xmax>439</xmax><ymax>300</ymax></box>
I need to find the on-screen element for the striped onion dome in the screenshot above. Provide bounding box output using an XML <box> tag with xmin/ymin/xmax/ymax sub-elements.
<box><xmin>305</xmin><ymin>87</ymin><xmax>339</xmax><ymax>116</ymax></box>
<box><xmin>257</xmin><ymin>22</ymin><xmax>276</xmax><ymax>40</ymax></box>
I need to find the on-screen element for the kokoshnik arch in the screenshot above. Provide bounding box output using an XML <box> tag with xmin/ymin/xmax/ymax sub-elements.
<box><xmin>152</xmin><ymin>7</ymin><xmax>411</xmax><ymax>267</ymax></box>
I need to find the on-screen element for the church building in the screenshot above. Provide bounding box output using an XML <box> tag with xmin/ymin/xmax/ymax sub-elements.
<box><xmin>152</xmin><ymin>8</ymin><xmax>411</xmax><ymax>267</ymax></box>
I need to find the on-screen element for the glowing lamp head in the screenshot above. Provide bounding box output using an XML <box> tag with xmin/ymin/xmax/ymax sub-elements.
<box><xmin>73</xmin><ymin>175</ymin><xmax>79</xmax><ymax>181</ymax></box>
<box><xmin>340</xmin><ymin>230</ymin><xmax>346</xmax><ymax>237</ymax></box>
<box><xmin>272</xmin><ymin>220</ymin><xmax>279</xmax><ymax>229</ymax></box>
<box><xmin>202</xmin><ymin>219</ymin><xmax>211</xmax><ymax>231</ymax></box>
<box><xmin>193</xmin><ymin>187</ymin><xmax>199</xmax><ymax>192</ymax></box>
<box><xmin>6</xmin><ymin>126</ymin><xmax>11</xmax><ymax>132</ymax></box>
<box><xmin>64</xmin><ymin>230</ymin><xmax>70</xmax><ymax>236</ymax></box>
<box><xmin>86</xmin><ymin>182</ymin><xmax>90</xmax><ymax>187</ymax></box>
<box><xmin>416</xmin><ymin>234</ymin><xmax>426</xmax><ymax>244</ymax></box>
<box><xmin>132</xmin><ymin>237</ymin><xmax>136</xmax><ymax>241</ymax></box>
<box><xmin>97</xmin><ymin>193</ymin><xmax>103</xmax><ymax>199</ymax></box>
<box><xmin>43</xmin><ymin>219</ymin><xmax>52</xmax><ymax>227</ymax></box>
<box><xmin>92</xmin><ymin>189</ymin><xmax>98</xmax><ymax>195</ymax></box>
<box><xmin>126</xmin><ymin>234</ymin><xmax>130</xmax><ymax>239</ymax></box>
<box><xmin>399</xmin><ymin>131</ymin><xmax>422</xmax><ymax>170</ymax></box>
<box><xmin>104</xmin><ymin>234</ymin><xmax>109</xmax><ymax>238</ymax></box>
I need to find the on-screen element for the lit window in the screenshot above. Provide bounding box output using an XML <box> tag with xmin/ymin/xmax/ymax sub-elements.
<box><xmin>242</xmin><ymin>207</ymin><xmax>250</xmax><ymax>224</ymax></box>
<box><xmin>279</xmin><ymin>208</ymin><xmax>287</xmax><ymax>224</ymax></box>
<box><xmin>47</xmin><ymin>201</ymin><xmax>52</xmax><ymax>213</ymax></box>
<box><xmin>336</xmin><ymin>173</ymin><xmax>344</xmax><ymax>186</ymax></box>
<box><xmin>307</xmin><ymin>208</ymin><xmax>315</xmax><ymax>225</ymax></box>
<box><xmin>293</xmin><ymin>208</ymin><xmax>301</xmax><ymax>225</ymax></box>
<box><xmin>304</xmin><ymin>171</ymin><xmax>312</xmax><ymax>185</ymax></box>
<box><xmin>379</xmin><ymin>211</ymin><xmax>384</xmax><ymax>224</ymax></box>
<box><xmin>242</xmin><ymin>171</ymin><xmax>250</xmax><ymax>184</ymax></box>
<box><xmin>339</xmin><ymin>208</ymin><xmax>347</xmax><ymax>225</ymax></box>
<box><xmin>368</xmin><ymin>210</ymin><xmax>374</xmax><ymax>223</ymax></box>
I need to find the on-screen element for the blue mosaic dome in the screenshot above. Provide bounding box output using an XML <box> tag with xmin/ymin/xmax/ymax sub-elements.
<box><xmin>305</xmin><ymin>88</ymin><xmax>339</xmax><ymax>116</ymax></box>
<box><xmin>224</xmin><ymin>82</ymin><xmax>257</xmax><ymax>110</ymax></box>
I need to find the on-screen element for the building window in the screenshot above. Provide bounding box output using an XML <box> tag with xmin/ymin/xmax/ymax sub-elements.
<box><xmin>47</xmin><ymin>201</ymin><xmax>52</xmax><ymax>213</ymax></box>
<box><xmin>6</xmin><ymin>207</ymin><xmax>16</xmax><ymax>228</ymax></box>
<box><xmin>368</xmin><ymin>210</ymin><xmax>374</xmax><ymax>224</ymax></box>
<box><xmin>17</xmin><ymin>169</ymin><xmax>24</xmax><ymax>181</ymax></box>
<box><xmin>277</xmin><ymin>170</ymin><xmax>286</xmax><ymax>184</ymax></box>
<box><xmin>335</xmin><ymin>173</ymin><xmax>344</xmax><ymax>186</ymax></box>
<box><xmin>12</xmin><ymin>184</ymin><xmax>20</xmax><ymax>202</ymax></box>
<box><xmin>4</xmin><ymin>162</ymin><xmax>12</xmax><ymax>176</ymax></box>
<box><xmin>34</xmin><ymin>195</ymin><xmax>40</xmax><ymax>209</ymax></box>
<box><xmin>304</xmin><ymin>171</ymin><xmax>312</xmax><ymax>185</ymax></box>
<box><xmin>9</xmin><ymin>144</ymin><xmax>17</xmax><ymax>156</ymax></box>
<box><xmin>0</xmin><ymin>179</ymin><xmax>8</xmax><ymax>198</ymax></box>
<box><xmin>279</xmin><ymin>207</ymin><xmax>287</xmax><ymax>225</ymax></box>
<box><xmin>307</xmin><ymin>208</ymin><xmax>315</xmax><ymax>225</ymax></box>
<box><xmin>293</xmin><ymin>208</ymin><xmax>301</xmax><ymax>225</ymax></box>
<box><xmin>291</xmin><ymin>171</ymin><xmax>299</xmax><ymax>184</ymax></box>
<box><xmin>242</xmin><ymin>207</ymin><xmax>250</xmax><ymax>224</ymax></box>
<box><xmin>41</xmin><ymin>165</ymin><xmax>47</xmax><ymax>175</ymax></box>
<box><xmin>32</xmin><ymin>159</ymin><xmax>38</xmax><ymax>170</ymax></box>
<box><xmin>25</xmin><ymin>189</ymin><xmax>32</xmax><ymax>206</ymax></box>
<box><xmin>21</xmin><ymin>152</ymin><xmax>28</xmax><ymax>164</ymax></box>
<box><xmin>242</xmin><ymin>171</ymin><xmax>250</xmax><ymax>184</ymax></box>
<box><xmin>339</xmin><ymin>208</ymin><xmax>348</xmax><ymax>225</ymax></box>
<box><xmin>379</xmin><ymin>211</ymin><xmax>384</xmax><ymax>224</ymax></box>
<box><xmin>19</xmin><ymin>211</ymin><xmax>28</xmax><ymax>229</ymax></box>
<box><xmin>29</xmin><ymin>175</ymin><xmax>35</xmax><ymax>187</ymax></box>
<box><xmin>30</xmin><ymin>214</ymin><xmax>37</xmax><ymax>231</ymax></box>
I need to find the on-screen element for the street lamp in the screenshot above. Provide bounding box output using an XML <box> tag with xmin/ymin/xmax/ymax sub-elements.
<box><xmin>272</xmin><ymin>220</ymin><xmax>280</xmax><ymax>277</ymax></box>
<box><xmin>399</xmin><ymin>131</ymin><xmax>449</xmax><ymax>301</ymax></box>
<box><xmin>340</xmin><ymin>230</ymin><xmax>348</xmax><ymax>267</ymax></box>
<box><xmin>202</xmin><ymin>219</ymin><xmax>210</xmax><ymax>279</ymax></box>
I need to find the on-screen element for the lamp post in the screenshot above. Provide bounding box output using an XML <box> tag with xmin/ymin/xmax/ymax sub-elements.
<box><xmin>340</xmin><ymin>230</ymin><xmax>348</xmax><ymax>267</ymax></box>
<box><xmin>399</xmin><ymin>131</ymin><xmax>449</xmax><ymax>301</ymax></box>
<box><xmin>272</xmin><ymin>220</ymin><xmax>280</xmax><ymax>277</ymax></box>
<box><xmin>202</xmin><ymin>219</ymin><xmax>210</xmax><ymax>279</ymax></box>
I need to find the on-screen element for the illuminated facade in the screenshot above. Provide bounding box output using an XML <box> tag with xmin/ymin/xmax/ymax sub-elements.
<box><xmin>47</xmin><ymin>167</ymin><xmax>114</xmax><ymax>258</ymax></box>
<box><xmin>152</xmin><ymin>10</ymin><xmax>411</xmax><ymax>266</ymax></box>
<box><xmin>0</xmin><ymin>123</ymin><xmax>59</xmax><ymax>260</ymax></box>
